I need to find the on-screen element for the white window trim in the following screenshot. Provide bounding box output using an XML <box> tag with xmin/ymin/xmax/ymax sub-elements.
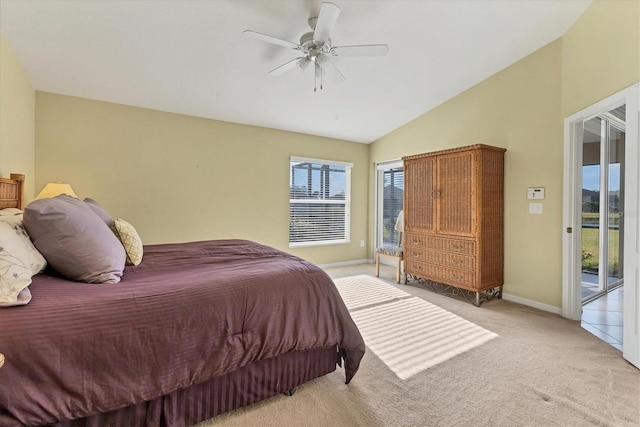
<box><xmin>290</xmin><ymin>156</ymin><xmax>354</xmax><ymax>168</ymax></box>
<box><xmin>289</xmin><ymin>156</ymin><xmax>353</xmax><ymax>248</ymax></box>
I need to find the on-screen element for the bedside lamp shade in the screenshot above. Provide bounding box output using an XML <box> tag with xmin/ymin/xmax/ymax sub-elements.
<box><xmin>35</xmin><ymin>183</ymin><xmax>78</xmax><ymax>200</ymax></box>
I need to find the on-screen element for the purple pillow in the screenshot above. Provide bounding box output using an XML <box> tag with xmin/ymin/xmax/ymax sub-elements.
<box><xmin>84</xmin><ymin>197</ymin><xmax>115</xmax><ymax>229</ymax></box>
<box><xmin>23</xmin><ymin>195</ymin><xmax>126</xmax><ymax>284</ymax></box>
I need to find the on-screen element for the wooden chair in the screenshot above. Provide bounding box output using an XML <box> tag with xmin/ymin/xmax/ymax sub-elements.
<box><xmin>375</xmin><ymin>211</ymin><xmax>404</xmax><ymax>283</ymax></box>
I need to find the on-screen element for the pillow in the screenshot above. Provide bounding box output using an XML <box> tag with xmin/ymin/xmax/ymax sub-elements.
<box><xmin>0</xmin><ymin>216</ymin><xmax>47</xmax><ymax>306</ymax></box>
<box><xmin>0</xmin><ymin>208</ymin><xmax>23</xmax><ymax>217</ymax></box>
<box><xmin>84</xmin><ymin>198</ymin><xmax>115</xmax><ymax>229</ymax></box>
<box><xmin>114</xmin><ymin>218</ymin><xmax>143</xmax><ymax>266</ymax></box>
<box><xmin>23</xmin><ymin>195</ymin><xmax>126</xmax><ymax>284</ymax></box>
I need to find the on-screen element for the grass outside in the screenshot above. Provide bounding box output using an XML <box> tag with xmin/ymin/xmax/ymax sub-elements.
<box><xmin>581</xmin><ymin>213</ymin><xmax>620</xmax><ymax>275</ymax></box>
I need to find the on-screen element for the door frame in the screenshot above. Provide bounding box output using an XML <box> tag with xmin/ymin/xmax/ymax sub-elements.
<box><xmin>562</xmin><ymin>83</ymin><xmax>640</xmax><ymax>366</ymax></box>
<box><xmin>580</xmin><ymin>114</ymin><xmax>626</xmax><ymax>303</ymax></box>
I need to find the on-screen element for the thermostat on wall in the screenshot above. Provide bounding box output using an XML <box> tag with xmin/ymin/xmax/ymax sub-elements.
<box><xmin>527</xmin><ymin>187</ymin><xmax>545</xmax><ymax>200</ymax></box>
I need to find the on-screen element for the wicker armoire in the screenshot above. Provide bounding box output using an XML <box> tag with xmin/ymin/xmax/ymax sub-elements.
<box><xmin>402</xmin><ymin>144</ymin><xmax>506</xmax><ymax>306</ymax></box>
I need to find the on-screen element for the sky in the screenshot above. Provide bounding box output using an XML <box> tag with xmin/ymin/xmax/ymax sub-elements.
<box><xmin>583</xmin><ymin>164</ymin><xmax>620</xmax><ymax>191</ymax></box>
<box><xmin>290</xmin><ymin>163</ymin><xmax>346</xmax><ymax>197</ymax></box>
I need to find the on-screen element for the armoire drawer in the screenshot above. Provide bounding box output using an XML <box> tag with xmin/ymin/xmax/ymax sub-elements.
<box><xmin>405</xmin><ymin>234</ymin><xmax>476</xmax><ymax>256</ymax></box>
<box><xmin>404</xmin><ymin>246</ymin><xmax>475</xmax><ymax>271</ymax></box>
<box><xmin>405</xmin><ymin>260</ymin><xmax>476</xmax><ymax>288</ymax></box>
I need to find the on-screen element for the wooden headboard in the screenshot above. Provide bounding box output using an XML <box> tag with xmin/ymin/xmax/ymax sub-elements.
<box><xmin>0</xmin><ymin>173</ymin><xmax>25</xmax><ymax>210</ymax></box>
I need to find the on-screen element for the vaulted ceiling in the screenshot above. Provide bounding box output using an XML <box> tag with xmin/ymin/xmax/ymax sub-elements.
<box><xmin>0</xmin><ymin>0</ymin><xmax>591</xmax><ymax>143</ymax></box>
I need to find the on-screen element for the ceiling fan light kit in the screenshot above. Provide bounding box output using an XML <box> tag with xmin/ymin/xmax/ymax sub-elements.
<box><xmin>244</xmin><ymin>2</ymin><xmax>389</xmax><ymax>92</ymax></box>
<box><xmin>297</xmin><ymin>57</ymin><xmax>312</xmax><ymax>72</ymax></box>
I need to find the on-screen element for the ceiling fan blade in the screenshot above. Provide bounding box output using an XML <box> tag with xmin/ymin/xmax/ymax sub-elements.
<box><xmin>269</xmin><ymin>58</ymin><xmax>304</xmax><ymax>76</ymax></box>
<box><xmin>325</xmin><ymin>57</ymin><xmax>345</xmax><ymax>83</ymax></box>
<box><xmin>243</xmin><ymin>30</ymin><xmax>300</xmax><ymax>50</ymax></box>
<box><xmin>313</xmin><ymin>2</ymin><xmax>340</xmax><ymax>44</ymax></box>
<box><xmin>331</xmin><ymin>44</ymin><xmax>390</xmax><ymax>57</ymax></box>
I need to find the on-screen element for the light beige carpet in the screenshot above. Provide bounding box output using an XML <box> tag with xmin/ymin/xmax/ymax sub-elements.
<box><xmin>335</xmin><ymin>275</ymin><xmax>497</xmax><ymax>379</ymax></box>
<box><xmin>198</xmin><ymin>275</ymin><xmax>640</xmax><ymax>427</ymax></box>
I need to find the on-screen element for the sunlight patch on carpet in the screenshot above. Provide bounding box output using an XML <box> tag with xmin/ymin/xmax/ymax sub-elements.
<box><xmin>334</xmin><ymin>275</ymin><xmax>498</xmax><ymax>380</ymax></box>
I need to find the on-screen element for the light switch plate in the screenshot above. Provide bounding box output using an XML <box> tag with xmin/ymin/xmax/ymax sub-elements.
<box><xmin>529</xmin><ymin>203</ymin><xmax>543</xmax><ymax>214</ymax></box>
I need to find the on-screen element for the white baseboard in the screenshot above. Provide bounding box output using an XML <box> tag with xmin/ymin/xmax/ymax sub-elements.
<box><xmin>502</xmin><ymin>293</ymin><xmax>562</xmax><ymax>315</ymax></box>
<box><xmin>318</xmin><ymin>259</ymin><xmax>373</xmax><ymax>269</ymax></box>
<box><xmin>317</xmin><ymin>262</ymin><xmax>563</xmax><ymax>316</ymax></box>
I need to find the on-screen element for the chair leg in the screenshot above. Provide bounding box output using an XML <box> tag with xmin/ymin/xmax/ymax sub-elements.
<box><xmin>395</xmin><ymin>257</ymin><xmax>400</xmax><ymax>284</ymax></box>
<box><xmin>375</xmin><ymin>253</ymin><xmax>380</xmax><ymax>277</ymax></box>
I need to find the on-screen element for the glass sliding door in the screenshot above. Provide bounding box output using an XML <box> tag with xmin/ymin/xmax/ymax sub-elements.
<box><xmin>607</xmin><ymin>124</ymin><xmax>624</xmax><ymax>286</ymax></box>
<box><xmin>376</xmin><ymin>161</ymin><xmax>404</xmax><ymax>250</ymax></box>
<box><xmin>581</xmin><ymin>107</ymin><xmax>626</xmax><ymax>303</ymax></box>
<box><xmin>581</xmin><ymin>117</ymin><xmax>602</xmax><ymax>300</ymax></box>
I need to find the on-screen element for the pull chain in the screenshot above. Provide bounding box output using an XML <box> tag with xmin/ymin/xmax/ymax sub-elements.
<box><xmin>313</xmin><ymin>66</ymin><xmax>324</xmax><ymax>92</ymax></box>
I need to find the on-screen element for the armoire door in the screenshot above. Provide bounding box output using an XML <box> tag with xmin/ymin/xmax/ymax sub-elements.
<box><xmin>437</xmin><ymin>151</ymin><xmax>475</xmax><ymax>236</ymax></box>
<box><xmin>405</xmin><ymin>157</ymin><xmax>436</xmax><ymax>233</ymax></box>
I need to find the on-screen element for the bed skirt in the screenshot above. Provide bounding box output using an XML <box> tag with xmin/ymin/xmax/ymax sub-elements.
<box><xmin>52</xmin><ymin>347</ymin><xmax>338</xmax><ymax>427</ymax></box>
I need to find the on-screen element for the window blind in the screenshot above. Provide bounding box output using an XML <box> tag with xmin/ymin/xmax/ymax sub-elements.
<box><xmin>289</xmin><ymin>157</ymin><xmax>352</xmax><ymax>247</ymax></box>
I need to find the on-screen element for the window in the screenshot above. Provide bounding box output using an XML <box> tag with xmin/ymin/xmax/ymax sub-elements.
<box><xmin>376</xmin><ymin>161</ymin><xmax>404</xmax><ymax>248</ymax></box>
<box><xmin>289</xmin><ymin>156</ymin><xmax>352</xmax><ymax>247</ymax></box>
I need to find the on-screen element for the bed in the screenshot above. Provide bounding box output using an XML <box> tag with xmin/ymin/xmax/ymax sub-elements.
<box><xmin>0</xmin><ymin>173</ymin><xmax>365</xmax><ymax>427</ymax></box>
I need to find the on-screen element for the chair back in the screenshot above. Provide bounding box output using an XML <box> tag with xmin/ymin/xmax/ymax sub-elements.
<box><xmin>394</xmin><ymin>210</ymin><xmax>404</xmax><ymax>249</ymax></box>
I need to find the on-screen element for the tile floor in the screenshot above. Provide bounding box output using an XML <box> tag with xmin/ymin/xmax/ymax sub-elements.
<box><xmin>581</xmin><ymin>286</ymin><xmax>623</xmax><ymax>351</ymax></box>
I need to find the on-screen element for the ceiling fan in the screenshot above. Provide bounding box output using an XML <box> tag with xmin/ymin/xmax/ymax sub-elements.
<box><xmin>243</xmin><ymin>2</ymin><xmax>389</xmax><ymax>91</ymax></box>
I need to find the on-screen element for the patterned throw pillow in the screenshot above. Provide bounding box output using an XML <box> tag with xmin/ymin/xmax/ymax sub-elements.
<box><xmin>114</xmin><ymin>218</ymin><xmax>143</xmax><ymax>266</ymax></box>
<box><xmin>0</xmin><ymin>215</ymin><xmax>47</xmax><ymax>307</ymax></box>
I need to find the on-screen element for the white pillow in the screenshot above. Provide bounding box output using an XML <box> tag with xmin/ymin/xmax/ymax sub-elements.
<box><xmin>0</xmin><ymin>215</ymin><xmax>47</xmax><ymax>307</ymax></box>
<box><xmin>0</xmin><ymin>208</ymin><xmax>23</xmax><ymax>216</ymax></box>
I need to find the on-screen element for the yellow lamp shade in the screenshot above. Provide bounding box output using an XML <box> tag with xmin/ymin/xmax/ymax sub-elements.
<box><xmin>35</xmin><ymin>183</ymin><xmax>78</xmax><ymax>200</ymax></box>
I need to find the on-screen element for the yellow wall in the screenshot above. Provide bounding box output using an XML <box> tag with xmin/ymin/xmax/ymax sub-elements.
<box><xmin>8</xmin><ymin>0</ymin><xmax>640</xmax><ymax>307</ymax></box>
<box><xmin>370</xmin><ymin>0</ymin><xmax>640</xmax><ymax>308</ymax></box>
<box><xmin>371</xmin><ymin>40</ymin><xmax>564</xmax><ymax>307</ymax></box>
<box><xmin>0</xmin><ymin>33</ymin><xmax>35</xmax><ymax>200</ymax></box>
<box><xmin>562</xmin><ymin>0</ymin><xmax>640</xmax><ymax>117</ymax></box>
<box><xmin>35</xmin><ymin>92</ymin><xmax>370</xmax><ymax>265</ymax></box>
